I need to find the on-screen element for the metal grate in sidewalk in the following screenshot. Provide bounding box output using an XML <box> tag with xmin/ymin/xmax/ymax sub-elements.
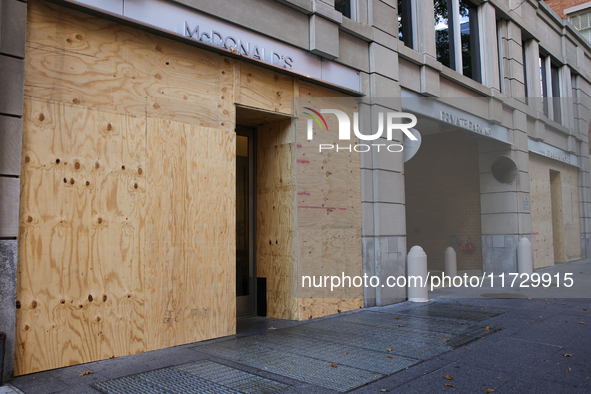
<box><xmin>92</xmin><ymin>360</ymin><xmax>290</xmax><ymax>394</ymax></box>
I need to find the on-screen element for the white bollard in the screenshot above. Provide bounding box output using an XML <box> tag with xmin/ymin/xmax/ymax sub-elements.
<box><xmin>444</xmin><ymin>246</ymin><xmax>457</xmax><ymax>278</ymax></box>
<box><xmin>517</xmin><ymin>237</ymin><xmax>533</xmax><ymax>275</ymax></box>
<box><xmin>407</xmin><ymin>246</ymin><xmax>429</xmax><ymax>302</ymax></box>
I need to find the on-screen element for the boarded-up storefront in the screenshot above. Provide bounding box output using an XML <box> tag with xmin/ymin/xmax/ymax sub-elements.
<box><xmin>529</xmin><ymin>154</ymin><xmax>582</xmax><ymax>268</ymax></box>
<box><xmin>16</xmin><ymin>0</ymin><xmax>362</xmax><ymax>376</ymax></box>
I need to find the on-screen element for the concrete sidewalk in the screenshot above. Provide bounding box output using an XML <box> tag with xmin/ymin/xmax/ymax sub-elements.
<box><xmin>4</xmin><ymin>263</ymin><xmax>591</xmax><ymax>393</ymax></box>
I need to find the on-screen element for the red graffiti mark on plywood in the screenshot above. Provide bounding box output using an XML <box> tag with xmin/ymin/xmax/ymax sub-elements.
<box><xmin>298</xmin><ymin>206</ymin><xmax>346</xmax><ymax>210</ymax></box>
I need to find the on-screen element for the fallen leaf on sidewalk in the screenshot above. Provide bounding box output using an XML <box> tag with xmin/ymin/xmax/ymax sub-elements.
<box><xmin>386</xmin><ymin>348</ymin><xmax>393</xmax><ymax>352</ymax></box>
<box><xmin>442</xmin><ymin>338</ymin><xmax>450</xmax><ymax>342</ymax></box>
<box><xmin>269</xmin><ymin>327</ymin><xmax>276</xmax><ymax>330</ymax></box>
<box><xmin>443</xmin><ymin>375</ymin><xmax>453</xmax><ymax>380</ymax></box>
<box><xmin>396</xmin><ymin>324</ymin><xmax>404</xmax><ymax>327</ymax></box>
<box><xmin>527</xmin><ymin>298</ymin><xmax>532</xmax><ymax>300</ymax></box>
<box><xmin>539</xmin><ymin>316</ymin><xmax>544</xmax><ymax>319</ymax></box>
<box><xmin>564</xmin><ymin>354</ymin><xmax>573</xmax><ymax>357</ymax></box>
<box><xmin>483</xmin><ymin>327</ymin><xmax>490</xmax><ymax>331</ymax></box>
<box><xmin>583</xmin><ymin>308</ymin><xmax>589</xmax><ymax>311</ymax></box>
<box><xmin>79</xmin><ymin>371</ymin><xmax>93</xmax><ymax>377</ymax></box>
<box><xmin>579</xmin><ymin>322</ymin><xmax>586</xmax><ymax>324</ymax></box>
<box><xmin>387</xmin><ymin>355</ymin><xmax>393</xmax><ymax>359</ymax></box>
<box><xmin>330</xmin><ymin>363</ymin><xmax>337</xmax><ymax>368</ymax></box>
<box><xmin>380</xmin><ymin>390</ymin><xmax>387</xmax><ymax>392</ymax></box>
<box><xmin>444</xmin><ymin>383</ymin><xmax>455</xmax><ymax>387</ymax></box>
<box><xmin>485</xmin><ymin>389</ymin><xmax>496</xmax><ymax>393</ymax></box>
<box><xmin>396</xmin><ymin>317</ymin><xmax>401</xmax><ymax>320</ymax></box>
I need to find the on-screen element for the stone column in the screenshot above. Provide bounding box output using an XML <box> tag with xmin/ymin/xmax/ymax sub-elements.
<box><xmin>479</xmin><ymin>104</ymin><xmax>532</xmax><ymax>275</ymax></box>
<box><xmin>478</xmin><ymin>2</ymin><xmax>501</xmax><ymax>92</ymax></box>
<box><xmin>360</xmin><ymin>0</ymin><xmax>407</xmax><ymax>307</ymax></box>
<box><xmin>524</xmin><ymin>39</ymin><xmax>542</xmax><ymax>113</ymax></box>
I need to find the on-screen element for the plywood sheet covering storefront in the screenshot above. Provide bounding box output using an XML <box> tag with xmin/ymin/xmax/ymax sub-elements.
<box><xmin>18</xmin><ymin>0</ymin><xmax>362</xmax><ymax>375</ymax></box>
<box><xmin>17</xmin><ymin>0</ymin><xmax>236</xmax><ymax>375</ymax></box>
<box><xmin>530</xmin><ymin>154</ymin><xmax>581</xmax><ymax>268</ymax></box>
<box><xmin>256</xmin><ymin>119</ymin><xmax>299</xmax><ymax>320</ymax></box>
<box><xmin>296</xmin><ymin>85</ymin><xmax>364</xmax><ymax>319</ymax></box>
<box><xmin>19</xmin><ymin>98</ymin><xmax>148</xmax><ymax>371</ymax></box>
<box><xmin>144</xmin><ymin>119</ymin><xmax>235</xmax><ymax>351</ymax></box>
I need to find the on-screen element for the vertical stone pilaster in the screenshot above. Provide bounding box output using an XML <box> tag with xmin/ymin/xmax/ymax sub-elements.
<box><xmin>524</xmin><ymin>39</ymin><xmax>543</xmax><ymax>113</ymax></box>
<box><xmin>479</xmin><ymin>2</ymin><xmax>501</xmax><ymax>91</ymax></box>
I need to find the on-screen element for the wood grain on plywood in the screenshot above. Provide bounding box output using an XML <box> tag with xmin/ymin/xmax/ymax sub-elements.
<box><xmin>237</xmin><ymin>62</ymin><xmax>294</xmax><ymax>115</ymax></box>
<box><xmin>17</xmin><ymin>97</ymin><xmax>146</xmax><ymax>375</ymax></box>
<box><xmin>294</xmin><ymin>93</ymin><xmax>362</xmax><ymax>319</ymax></box>
<box><xmin>19</xmin><ymin>0</ymin><xmax>237</xmax><ymax>374</ymax></box>
<box><xmin>530</xmin><ymin>154</ymin><xmax>581</xmax><ymax>268</ymax></box>
<box><xmin>298</xmin><ymin>80</ymin><xmax>349</xmax><ymax>98</ymax></box>
<box><xmin>25</xmin><ymin>0</ymin><xmax>150</xmax><ymax>117</ymax></box>
<box><xmin>256</xmin><ymin>119</ymin><xmax>299</xmax><ymax>320</ymax></box>
<box><xmin>144</xmin><ymin>35</ymin><xmax>235</xmax><ymax>130</ymax></box>
<box><xmin>300</xmin><ymin>297</ymin><xmax>364</xmax><ymax>320</ymax></box>
<box><xmin>19</xmin><ymin>0</ymin><xmax>365</xmax><ymax>375</ymax></box>
<box><xmin>144</xmin><ymin>118</ymin><xmax>236</xmax><ymax>351</ymax></box>
<box><xmin>25</xmin><ymin>0</ymin><xmax>235</xmax><ymax>130</ymax></box>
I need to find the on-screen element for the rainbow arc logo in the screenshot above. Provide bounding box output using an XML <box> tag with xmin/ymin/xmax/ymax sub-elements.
<box><xmin>303</xmin><ymin>107</ymin><xmax>328</xmax><ymax>131</ymax></box>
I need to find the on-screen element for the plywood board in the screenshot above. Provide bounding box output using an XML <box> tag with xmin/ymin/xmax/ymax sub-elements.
<box><xmin>293</xmin><ymin>91</ymin><xmax>363</xmax><ymax>319</ymax></box>
<box><xmin>25</xmin><ymin>0</ymin><xmax>235</xmax><ymax>130</ymax></box>
<box><xmin>237</xmin><ymin>62</ymin><xmax>294</xmax><ymax>115</ymax></box>
<box><xmin>256</xmin><ymin>119</ymin><xmax>298</xmax><ymax>320</ymax></box>
<box><xmin>550</xmin><ymin>170</ymin><xmax>565</xmax><ymax>263</ymax></box>
<box><xmin>19</xmin><ymin>0</ymin><xmax>237</xmax><ymax>375</ymax></box>
<box><xmin>18</xmin><ymin>0</ymin><xmax>365</xmax><ymax>376</ymax></box>
<box><xmin>144</xmin><ymin>118</ymin><xmax>236</xmax><ymax>351</ymax></box>
<box><xmin>144</xmin><ymin>34</ymin><xmax>235</xmax><ymax>130</ymax></box>
<box><xmin>25</xmin><ymin>0</ymin><xmax>151</xmax><ymax>118</ymax></box>
<box><xmin>17</xmin><ymin>97</ymin><xmax>146</xmax><ymax>375</ymax></box>
<box><xmin>298</xmin><ymin>80</ymin><xmax>349</xmax><ymax>98</ymax></box>
<box><xmin>529</xmin><ymin>154</ymin><xmax>581</xmax><ymax>268</ymax></box>
<box><xmin>300</xmin><ymin>297</ymin><xmax>364</xmax><ymax>320</ymax></box>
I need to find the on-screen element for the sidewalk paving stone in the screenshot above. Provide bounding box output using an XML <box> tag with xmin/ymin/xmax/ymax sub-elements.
<box><xmin>5</xmin><ymin>260</ymin><xmax>591</xmax><ymax>393</ymax></box>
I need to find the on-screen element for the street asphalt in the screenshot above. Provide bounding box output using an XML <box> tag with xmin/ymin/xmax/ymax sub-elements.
<box><xmin>2</xmin><ymin>259</ymin><xmax>591</xmax><ymax>394</ymax></box>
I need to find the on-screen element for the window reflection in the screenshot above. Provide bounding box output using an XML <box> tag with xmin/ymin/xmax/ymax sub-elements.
<box><xmin>335</xmin><ymin>0</ymin><xmax>352</xmax><ymax>19</ymax></box>
<box><xmin>435</xmin><ymin>0</ymin><xmax>451</xmax><ymax>68</ymax></box>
